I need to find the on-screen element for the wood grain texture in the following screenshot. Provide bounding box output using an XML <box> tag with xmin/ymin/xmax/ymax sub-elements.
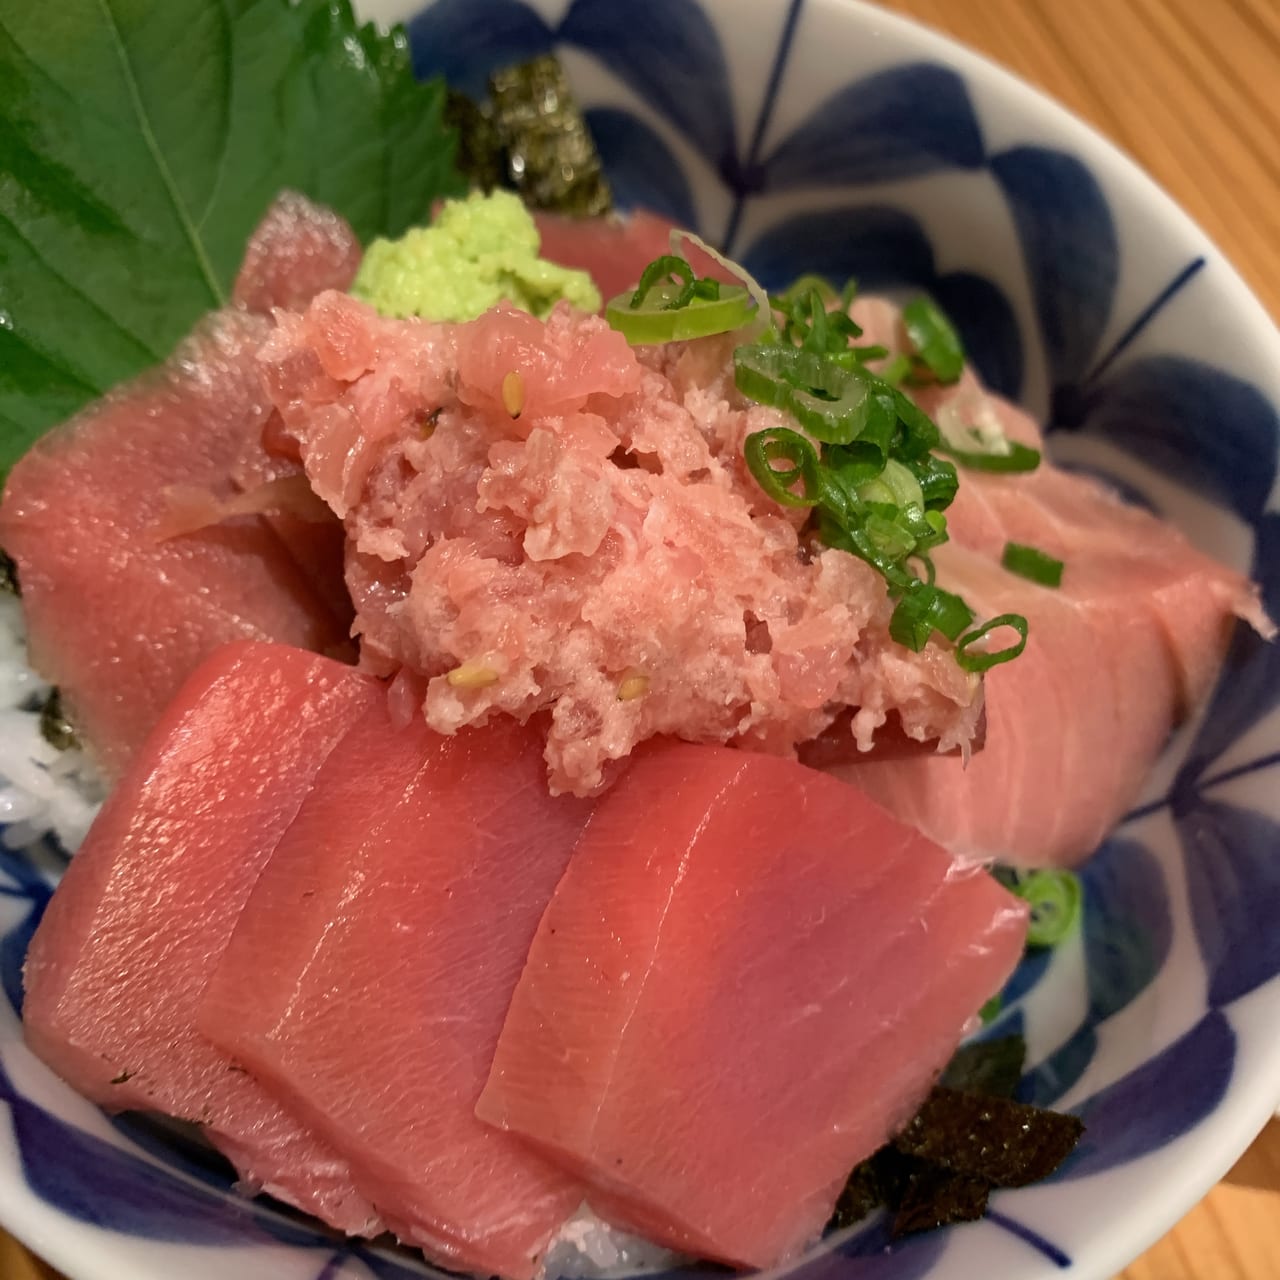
<box><xmin>880</xmin><ymin>0</ymin><xmax>1280</xmax><ymax>319</ymax></box>
<box><xmin>3</xmin><ymin>1</ymin><xmax>1277</xmax><ymax>1278</ymax></box>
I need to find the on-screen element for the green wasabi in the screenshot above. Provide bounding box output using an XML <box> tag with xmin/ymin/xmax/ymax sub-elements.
<box><xmin>351</xmin><ymin>190</ymin><xmax>601</xmax><ymax>322</ymax></box>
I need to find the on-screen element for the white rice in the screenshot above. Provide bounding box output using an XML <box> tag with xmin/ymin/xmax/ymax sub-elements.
<box><xmin>0</xmin><ymin>594</ymin><xmax>104</xmax><ymax>853</ymax></box>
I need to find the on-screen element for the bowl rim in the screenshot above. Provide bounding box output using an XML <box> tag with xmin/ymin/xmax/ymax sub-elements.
<box><xmin>2</xmin><ymin>3</ymin><xmax>1279</xmax><ymax>1280</ymax></box>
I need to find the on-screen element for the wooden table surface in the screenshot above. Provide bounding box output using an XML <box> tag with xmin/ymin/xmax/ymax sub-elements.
<box><xmin>4</xmin><ymin>1</ymin><xmax>1279</xmax><ymax>1278</ymax></box>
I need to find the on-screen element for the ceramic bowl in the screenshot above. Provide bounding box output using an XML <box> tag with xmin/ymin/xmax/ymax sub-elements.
<box><xmin>2</xmin><ymin>1</ymin><xmax>1278</xmax><ymax>1278</ymax></box>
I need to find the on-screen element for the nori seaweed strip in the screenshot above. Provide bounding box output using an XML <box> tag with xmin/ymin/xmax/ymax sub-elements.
<box><xmin>488</xmin><ymin>55</ymin><xmax>612</xmax><ymax>215</ymax></box>
<box><xmin>891</xmin><ymin>1166</ymin><xmax>990</xmax><ymax>1236</ymax></box>
<box><xmin>444</xmin><ymin>89</ymin><xmax>507</xmax><ymax>193</ymax></box>
<box><xmin>40</xmin><ymin>687</ymin><xmax>80</xmax><ymax>751</ymax></box>
<box><xmin>940</xmin><ymin>1035</ymin><xmax>1026</xmax><ymax>1099</ymax></box>
<box><xmin>0</xmin><ymin>548</ymin><xmax>18</xmax><ymax>595</ymax></box>
<box><xmin>893</xmin><ymin>1086</ymin><xmax>1084</xmax><ymax>1187</ymax></box>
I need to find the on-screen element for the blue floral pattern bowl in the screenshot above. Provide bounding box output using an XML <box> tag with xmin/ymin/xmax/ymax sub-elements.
<box><xmin>2</xmin><ymin>1</ymin><xmax>1278</xmax><ymax>1277</ymax></box>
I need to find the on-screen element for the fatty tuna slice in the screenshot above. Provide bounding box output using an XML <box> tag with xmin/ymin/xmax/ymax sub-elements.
<box><xmin>22</xmin><ymin>642</ymin><xmax>384</xmax><ymax>1235</ymax></box>
<box><xmin>0</xmin><ymin>310</ymin><xmax>352</xmax><ymax>778</ymax></box>
<box><xmin>477</xmin><ymin>742</ymin><xmax>1027</xmax><ymax>1269</ymax></box>
<box><xmin>200</xmin><ymin>709</ymin><xmax>592</xmax><ymax>1280</ymax></box>
<box><xmin>829</xmin><ymin>381</ymin><xmax>1272</xmax><ymax>866</ymax></box>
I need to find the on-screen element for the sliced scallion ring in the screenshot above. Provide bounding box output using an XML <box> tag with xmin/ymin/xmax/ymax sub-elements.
<box><xmin>605</xmin><ymin>282</ymin><xmax>756</xmax><ymax>345</ymax></box>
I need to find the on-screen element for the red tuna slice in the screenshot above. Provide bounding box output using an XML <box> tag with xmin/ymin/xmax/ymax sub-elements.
<box><xmin>476</xmin><ymin>742</ymin><xmax>1027</xmax><ymax>1269</ymax></box>
<box><xmin>0</xmin><ymin>312</ymin><xmax>353</xmax><ymax>778</ymax></box>
<box><xmin>199</xmin><ymin>708</ymin><xmax>592</xmax><ymax>1280</ymax></box>
<box><xmin>234</xmin><ymin>191</ymin><xmax>363</xmax><ymax>313</ymax></box>
<box><xmin>22</xmin><ymin>642</ymin><xmax>384</xmax><ymax>1233</ymax></box>
<box><xmin>534</xmin><ymin>210</ymin><xmax>739</xmax><ymax>303</ymax></box>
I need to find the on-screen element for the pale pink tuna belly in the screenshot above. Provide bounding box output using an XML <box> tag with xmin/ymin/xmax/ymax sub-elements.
<box><xmin>828</xmin><ymin>306</ymin><xmax>1270</xmax><ymax>866</ymax></box>
<box><xmin>258</xmin><ymin>292</ymin><xmax>981</xmax><ymax>796</ymax></box>
<box><xmin>477</xmin><ymin>742</ymin><xmax>1027</xmax><ymax>1269</ymax></box>
<box><xmin>22</xmin><ymin>643</ymin><xmax>384</xmax><ymax>1235</ymax></box>
<box><xmin>200</xmin><ymin>709</ymin><xmax>592</xmax><ymax>1280</ymax></box>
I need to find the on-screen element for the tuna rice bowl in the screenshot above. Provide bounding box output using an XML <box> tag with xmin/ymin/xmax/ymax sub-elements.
<box><xmin>0</xmin><ymin>4</ymin><xmax>1277</xmax><ymax>1279</ymax></box>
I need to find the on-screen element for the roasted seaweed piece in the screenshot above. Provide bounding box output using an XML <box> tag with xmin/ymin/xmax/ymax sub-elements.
<box><xmin>826</xmin><ymin>1033</ymin><xmax>1083</xmax><ymax>1241</ymax></box>
<box><xmin>941</xmin><ymin>1034</ymin><xmax>1025</xmax><ymax>1099</ymax></box>
<box><xmin>444</xmin><ymin>89</ymin><xmax>507</xmax><ymax>193</ymax></box>
<box><xmin>891</xmin><ymin>1165</ymin><xmax>990</xmax><ymax>1236</ymax></box>
<box><xmin>894</xmin><ymin>1086</ymin><xmax>1085</xmax><ymax>1187</ymax></box>
<box><xmin>0</xmin><ymin>548</ymin><xmax>18</xmax><ymax>595</ymax></box>
<box><xmin>488</xmin><ymin>55</ymin><xmax>612</xmax><ymax>215</ymax></box>
<box><xmin>40</xmin><ymin>687</ymin><xmax>80</xmax><ymax>752</ymax></box>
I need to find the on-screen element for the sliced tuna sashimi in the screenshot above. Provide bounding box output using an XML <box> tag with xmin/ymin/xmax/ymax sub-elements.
<box><xmin>22</xmin><ymin>642</ymin><xmax>384</xmax><ymax>1235</ymax></box>
<box><xmin>476</xmin><ymin>742</ymin><xmax>1027</xmax><ymax>1269</ymax></box>
<box><xmin>233</xmin><ymin>189</ymin><xmax>363</xmax><ymax>313</ymax></box>
<box><xmin>817</xmin><ymin>325</ymin><xmax>1272</xmax><ymax>865</ymax></box>
<box><xmin>0</xmin><ymin>194</ymin><xmax>360</xmax><ymax>777</ymax></box>
<box><xmin>200</xmin><ymin>708</ymin><xmax>592</xmax><ymax>1280</ymax></box>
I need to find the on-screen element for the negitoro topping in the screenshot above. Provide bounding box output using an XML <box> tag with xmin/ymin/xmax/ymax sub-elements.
<box><xmin>605</xmin><ymin>239</ymin><xmax>1033</xmax><ymax>665</ymax></box>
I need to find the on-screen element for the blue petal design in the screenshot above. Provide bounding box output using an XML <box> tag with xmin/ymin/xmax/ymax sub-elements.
<box><xmin>1020</xmin><ymin>835</ymin><xmax>1170</xmax><ymax>1107</ymax></box>
<box><xmin>404</xmin><ymin>0</ymin><xmax>553</xmax><ymax>98</ymax></box>
<box><xmin>0</xmin><ymin>1057</ymin><xmax>319</xmax><ymax>1246</ymax></box>
<box><xmin>581</xmin><ymin>108</ymin><xmax>698</xmax><ymax>228</ymax></box>
<box><xmin>741</xmin><ymin>206</ymin><xmax>1022</xmax><ymax>395</ymax></box>
<box><xmin>1019</xmin><ymin>1026</ymin><xmax>1097</xmax><ymax>1110</ymax></box>
<box><xmin>1176</xmin><ymin>512</ymin><xmax>1280</xmax><ymax>782</ymax></box>
<box><xmin>1053</xmin><ymin>357</ymin><xmax>1279</xmax><ymax>524</ymax></box>
<box><xmin>761</xmin><ymin>64</ymin><xmax>984</xmax><ymax>190</ymax></box>
<box><xmin>990</xmin><ymin>147</ymin><xmax>1117</xmax><ymax>393</ymax></box>
<box><xmin>1000</xmin><ymin>949</ymin><xmax>1051</xmax><ymax>1006</ymax></box>
<box><xmin>1080</xmin><ymin>836</ymin><xmax>1172</xmax><ymax>1023</ymax></box>
<box><xmin>1059</xmin><ymin>1010</ymin><xmax>1234</xmax><ymax>1179</ymax></box>
<box><xmin>792</xmin><ymin>1219</ymin><xmax>948</xmax><ymax>1280</ymax></box>
<box><xmin>1178</xmin><ymin>796</ymin><xmax>1280</xmax><ymax>1007</ymax></box>
<box><xmin>559</xmin><ymin>0</ymin><xmax>737</xmax><ymax>177</ymax></box>
<box><xmin>930</xmin><ymin>272</ymin><xmax>1023</xmax><ymax>400</ymax></box>
<box><xmin>0</xmin><ymin>845</ymin><xmax>52</xmax><ymax>1017</ymax></box>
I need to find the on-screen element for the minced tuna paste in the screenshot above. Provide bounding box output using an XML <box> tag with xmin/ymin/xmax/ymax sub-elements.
<box><xmin>351</xmin><ymin>190</ymin><xmax>601</xmax><ymax>322</ymax></box>
<box><xmin>258</xmin><ymin>291</ymin><xmax>981</xmax><ymax>795</ymax></box>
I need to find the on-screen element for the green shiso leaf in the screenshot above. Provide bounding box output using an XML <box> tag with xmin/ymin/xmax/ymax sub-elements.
<box><xmin>0</xmin><ymin>0</ymin><xmax>463</xmax><ymax>478</ymax></box>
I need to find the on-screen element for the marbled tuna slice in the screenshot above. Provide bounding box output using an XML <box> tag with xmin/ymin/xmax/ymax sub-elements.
<box><xmin>22</xmin><ymin>643</ymin><xmax>384</xmax><ymax>1235</ymax></box>
<box><xmin>477</xmin><ymin>742</ymin><xmax>1027</xmax><ymax>1269</ymax></box>
<box><xmin>201</xmin><ymin>709</ymin><xmax>592</xmax><ymax>1280</ymax></box>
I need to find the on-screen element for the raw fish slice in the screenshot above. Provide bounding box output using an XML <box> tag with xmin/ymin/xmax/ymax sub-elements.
<box><xmin>201</xmin><ymin>708</ymin><xmax>592</xmax><ymax>1280</ymax></box>
<box><xmin>234</xmin><ymin>190</ymin><xmax>363</xmax><ymax>313</ymax></box>
<box><xmin>477</xmin><ymin>742</ymin><xmax>1027</xmax><ymax>1269</ymax></box>
<box><xmin>0</xmin><ymin>310</ymin><xmax>352</xmax><ymax>778</ymax></box>
<box><xmin>22</xmin><ymin>643</ymin><xmax>383</xmax><ymax>1234</ymax></box>
<box><xmin>834</xmin><ymin>377</ymin><xmax>1270</xmax><ymax>864</ymax></box>
<box><xmin>842</xmin><ymin>544</ymin><xmax>1178</xmax><ymax>865</ymax></box>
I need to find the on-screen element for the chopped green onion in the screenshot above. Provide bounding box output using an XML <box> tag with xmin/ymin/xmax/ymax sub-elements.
<box><xmin>996</xmin><ymin>867</ymin><xmax>1082</xmax><ymax>948</ymax></box>
<box><xmin>879</xmin><ymin>353</ymin><xmax>914</xmax><ymax>386</ymax></box>
<box><xmin>1002</xmin><ymin>541</ymin><xmax>1064</xmax><ymax>588</ymax></box>
<box><xmin>978</xmin><ymin>994</ymin><xmax>1003</xmax><ymax>1025</ymax></box>
<box><xmin>903</xmin><ymin>296</ymin><xmax>965</xmax><ymax>384</ymax></box>
<box><xmin>629</xmin><ymin>255</ymin><xmax>696</xmax><ymax>309</ymax></box>
<box><xmin>605</xmin><ymin>282</ymin><xmax>755</xmax><ymax>344</ymax></box>
<box><xmin>938</xmin><ymin>441</ymin><xmax>1042</xmax><ymax>473</ymax></box>
<box><xmin>955</xmin><ymin>613</ymin><xmax>1029</xmax><ymax>672</ymax></box>
<box><xmin>890</xmin><ymin>581</ymin><xmax>975</xmax><ymax>651</ymax></box>
<box><xmin>908</xmin><ymin>454</ymin><xmax>960</xmax><ymax>511</ymax></box>
<box><xmin>670</xmin><ymin>228</ymin><xmax>771</xmax><ymax>338</ymax></box>
<box><xmin>744</xmin><ymin>427</ymin><xmax>822</xmax><ymax>507</ymax></box>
